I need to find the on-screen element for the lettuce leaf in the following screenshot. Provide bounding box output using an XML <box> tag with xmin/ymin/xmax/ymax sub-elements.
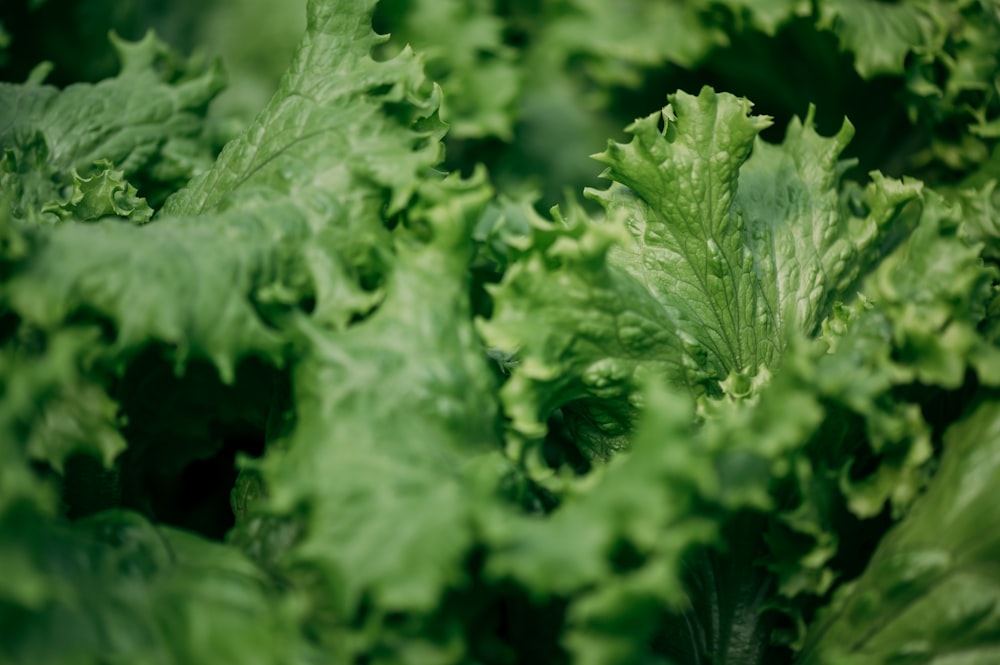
<box><xmin>799</xmin><ymin>396</ymin><xmax>1000</xmax><ymax>665</ymax></box>
<box><xmin>2</xmin><ymin>1</ymin><xmax>1000</xmax><ymax>664</ymax></box>
<box><xmin>481</xmin><ymin>87</ymin><xmax>920</xmax><ymax>459</ymax></box>
<box><xmin>230</xmin><ymin>173</ymin><xmax>506</xmax><ymax>661</ymax></box>
<box><xmin>374</xmin><ymin>0</ymin><xmax>519</xmax><ymax>139</ymax></box>
<box><xmin>0</xmin><ymin>3</ymin><xmax>486</xmax><ymax>660</ymax></box>
<box><xmin>0</xmin><ymin>31</ymin><xmax>223</xmax><ymax>217</ymax></box>
<box><xmin>0</xmin><ymin>510</ymin><xmax>313</xmax><ymax>665</ymax></box>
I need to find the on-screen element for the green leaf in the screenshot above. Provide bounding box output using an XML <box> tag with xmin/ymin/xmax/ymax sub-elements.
<box><xmin>5</xmin><ymin>203</ymin><xmax>304</xmax><ymax>380</ymax></box>
<box><xmin>0</xmin><ymin>329</ymin><xmax>125</xmax><ymax>480</ymax></box>
<box><xmin>41</xmin><ymin>159</ymin><xmax>153</xmax><ymax>223</ymax></box>
<box><xmin>756</xmin><ymin>191</ymin><xmax>999</xmax><ymax>636</ymax></box>
<box><xmin>0</xmin><ymin>31</ymin><xmax>223</xmax><ymax>221</ymax></box>
<box><xmin>4</xmin><ymin>0</ymin><xmax>451</xmax><ymax>380</ymax></box>
<box><xmin>798</xmin><ymin>396</ymin><xmax>1000</xmax><ymax>665</ymax></box>
<box><xmin>863</xmin><ymin>191</ymin><xmax>999</xmax><ymax>390</ymax></box>
<box><xmin>191</xmin><ymin>0</ymin><xmax>308</xmax><ymax>140</ymax></box>
<box><xmin>816</xmin><ymin>0</ymin><xmax>939</xmax><ymax>78</ymax></box>
<box><xmin>590</xmin><ymin>88</ymin><xmax>772</xmax><ymax>376</ymax></box>
<box><xmin>542</xmin><ymin>0</ymin><xmax>729</xmax><ymax>84</ymax></box>
<box><xmin>0</xmin><ymin>509</ymin><xmax>314</xmax><ymax>665</ymax></box>
<box><xmin>482</xmin><ymin>87</ymin><xmax>921</xmax><ymax>457</ymax></box>
<box><xmin>716</xmin><ymin>0</ymin><xmax>809</xmax><ymax>35</ymax></box>
<box><xmin>484</xmin><ymin>364</ymin><xmax>825</xmax><ymax>664</ymax></box>
<box><xmin>479</xmin><ymin>200</ymin><xmax>693</xmax><ymax>457</ymax></box>
<box><xmin>376</xmin><ymin>0</ymin><xmax>519</xmax><ymax>139</ymax></box>
<box><xmin>484</xmin><ymin>381</ymin><xmax>714</xmax><ymax>599</ymax></box>
<box><xmin>237</xmin><ymin>173</ymin><xmax>503</xmax><ymax>659</ymax></box>
<box><xmin>163</xmin><ymin>0</ymin><xmax>443</xmax><ymax>218</ymax></box>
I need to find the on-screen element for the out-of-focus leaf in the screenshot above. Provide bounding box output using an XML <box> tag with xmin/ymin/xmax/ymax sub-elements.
<box><xmin>0</xmin><ymin>329</ymin><xmax>123</xmax><ymax>512</ymax></box>
<box><xmin>816</xmin><ymin>0</ymin><xmax>939</xmax><ymax>78</ymax></box>
<box><xmin>0</xmin><ymin>509</ymin><xmax>314</xmax><ymax>665</ymax></box>
<box><xmin>238</xmin><ymin>172</ymin><xmax>503</xmax><ymax>661</ymax></box>
<box><xmin>798</xmin><ymin>396</ymin><xmax>1000</xmax><ymax>665</ymax></box>
<box><xmin>375</xmin><ymin>0</ymin><xmax>519</xmax><ymax>139</ymax></box>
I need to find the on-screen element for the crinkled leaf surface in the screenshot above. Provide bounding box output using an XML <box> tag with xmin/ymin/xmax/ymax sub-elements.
<box><xmin>482</xmin><ymin>87</ymin><xmax>920</xmax><ymax>456</ymax></box>
<box><xmin>4</xmin><ymin>0</ymin><xmax>446</xmax><ymax>379</ymax></box>
<box><xmin>483</xmin><ymin>372</ymin><xmax>823</xmax><ymax>665</ymax></box>
<box><xmin>375</xmin><ymin>0</ymin><xmax>519</xmax><ymax>139</ymax></box>
<box><xmin>2</xmin><ymin>2</ymin><xmax>1000</xmax><ymax>664</ymax></box>
<box><xmin>163</xmin><ymin>0</ymin><xmax>442</xmax><ymax>218</ymax></box>
<box><xmin>0</xmin><ymin>31</ymin><xmax>223</xmax><ymax>220</ymax></box>
<box><xmin>1</xmin><ymin>3</ymin><xmax>477</xmax><ymax>662</ymax></box>
<box><xmin>41</xmin><ymin>159</ymin><xmax>153</xmax><ymax>223</ymax></box>
<box><xmin>0</xmin><ymin>330</ymin><xmax>123</xmax><ymax>514</ymax></box>
<box><xmin>235</xmin><ymin>173</ymin><xmax>506</xmax><ymax>661</ymax></box>
<box><xmin>5</xmin><ymin>203</ymin><xmax>303</xmax><ymax>377</ymax></box>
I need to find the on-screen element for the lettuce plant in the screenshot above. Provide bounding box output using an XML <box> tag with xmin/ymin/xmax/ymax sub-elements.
<box><xmin>1</xmin><ymin>1</ymin><xmax>999</xmax><ymax>664</ymax></box>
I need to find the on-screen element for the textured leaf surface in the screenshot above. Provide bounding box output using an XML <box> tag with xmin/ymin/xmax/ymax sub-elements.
<box><xmin>0</xmin><ymin>330</ymin><xmax>121</xmax><ymax>514</ymax></box>
<box><xmin>4</xmin><ymin>0</ymin><xmax>446</xmax><ymax>379</ymax></box>
<box><xmin>233</xmin><ymin>174</ymin><xmax>506</xmax><ymax>661</ymax></box>
<box><xmin>483</xmin><ymin>87</ymin><xmax>920</xmax><ymax>454</ymax></box>
<box><xmin>5</xmin><ymin>203</ymin><xmax>304</xmax><ymax>378</ymax></box>
<box><xmin>376</xmin><ymin>0</ymin><xmax>519</xmax><ymax>139</ymax></box>
<box><xmin>163</xmin><ymin>0</ymin><xmax>441</xmax><ymax>217</ymax></box>
<box><xmin>2</xmin><ymin>1</ymin><xmax>1000</xmax><ymax>664</ymax></box>
<box><xmin>0</xmin><ymin>31</ymin><xmax>223</xmax><ymax>220</ymax></box>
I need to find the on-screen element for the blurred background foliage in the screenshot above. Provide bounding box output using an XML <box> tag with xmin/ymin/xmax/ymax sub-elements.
<box><xmin>4</xmin><ymin>0</ymin><xmax>998</xmax><ymax>208</ymax></box>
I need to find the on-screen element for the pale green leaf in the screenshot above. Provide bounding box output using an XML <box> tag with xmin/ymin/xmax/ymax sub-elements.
<box><xmin>483</xmin><ymin>87</ymin><xmax>920</xmax><ymax>455</ymax></box>
<box><xmin>0</xmin><ymin>31</ymin><xmax>223</xmax><ymax>220</ymax></box>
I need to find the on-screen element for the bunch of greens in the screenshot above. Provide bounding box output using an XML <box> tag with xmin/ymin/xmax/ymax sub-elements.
<box><xmin>1</xmin><ymin>0</ymin><xmax>999</xmax><ymax>663</ymax></box>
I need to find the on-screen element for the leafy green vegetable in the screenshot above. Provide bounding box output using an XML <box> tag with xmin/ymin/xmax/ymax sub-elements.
<box><xmin>2</xmin><ymin>1</ymin><xmax>999</xmax><ymax>664</ymax></box>
<box><xmin>481</xmin><ymin>88</ymin><xmax>920</xmax><ymax>458</ymax></box>
<box><xmin>1</xmin><ymin>30</ymin><xmax>222</xmax><ymax>214</ymax></box>
<box><xmin>799</xmin><ymin>395</ymin><xmax>1000</xmax><ymax>665</ymax></box>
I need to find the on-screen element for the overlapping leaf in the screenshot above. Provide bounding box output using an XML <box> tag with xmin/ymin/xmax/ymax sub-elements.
<box><xmin>163</xmin><ymin>0</ymin><xmax>442</xmax><ymax>218</ymax></box>
<box><xmin>2</xmin><ymin>1</ymin><xmax>1000</xmax><ymax>664</ymax></box>
<box><xmin>481</xmin><ymin>87</ymin><xmax>921</xmax><ymax>458</ymax></box>
<box><xmin>236</xmin><ymin>173</ymin><xmax>506</xmax><ymax>661</ymax></box>
<box><xmin>816</xmin><ymin>0</ymin><xmax>940</xmax><ymax>78</ymax></box>
<box><xmin>0</xmin><ymin>3</ymin><xmax>474</xmax><ymax>662</ymax></box>
<box><xmin>3</xmin><ymin>0</ymin><xmax>446</xmax><ymax>379</ymax></box>
<box><xmin>0</xmin><ymin>31</ymin><xmax>223</xmax><ymax>219</ymax></box>
<box><xmin>541</xmin><ymin>0</ymin><xmax>728</xmax><ymax>85</ymax></box>
<box><xmin>375</xmin><ymin>0</ymin><xmax>519</xmax><ymax>139</ymax></box>
<box><xmin>798</xmin><ymin>396</ymin><xmax>1000</xmax><ymax>665</ymax></box>
<box><xmin>0</xmin><ymin>329</ymin><xmax>120</xmax><ymax>515</ymax></box>
<box><xmin>0</xmin><ymin>510</ymin><xmax>314</xmax><ymax>665</ymax></box>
